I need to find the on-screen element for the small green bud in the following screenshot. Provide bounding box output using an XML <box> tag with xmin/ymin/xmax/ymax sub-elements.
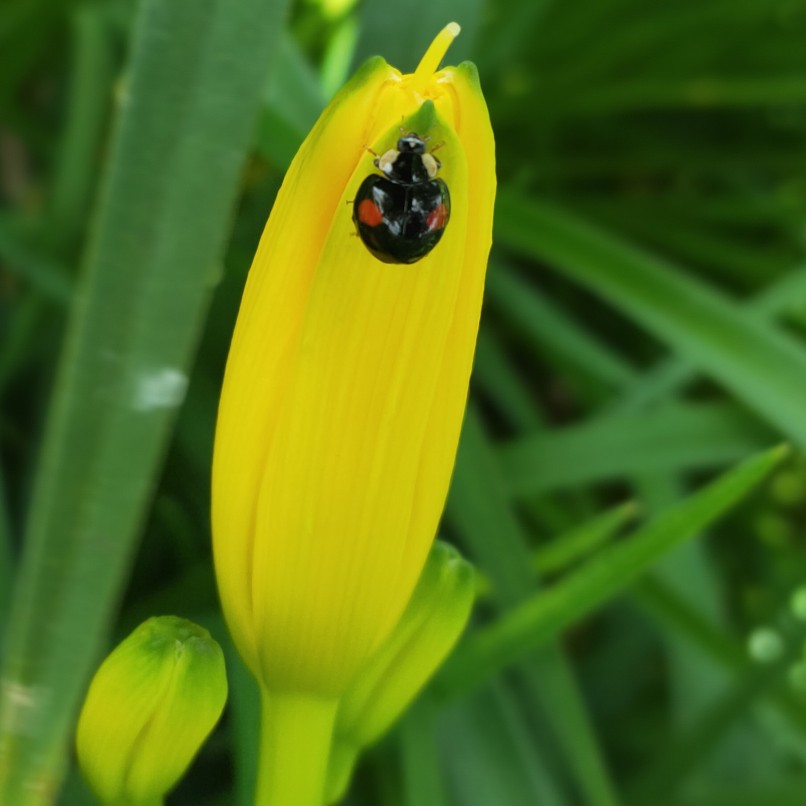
<box><xmin>76</xmin><ymin>616</ymin><xmax>227</xmax><ymax>805</ymax></box>
<box><xmin>326</xmin><ymin>541</ymin><xmax>474</xmax><ymax>803</ymax></box>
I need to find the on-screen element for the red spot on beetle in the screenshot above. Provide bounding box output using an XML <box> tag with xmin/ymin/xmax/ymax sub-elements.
<box><xmin>426</xmin><ymin>204</ymin><xmax>448</xmax><ymax>231</ymax></box>
<box><xmin>358</xmin><ymin>199</ymin><xmax>383</xmax><ymax>227</ymax></box>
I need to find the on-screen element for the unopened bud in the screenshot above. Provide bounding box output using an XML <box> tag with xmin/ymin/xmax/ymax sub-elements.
<box><xmin>76</xmin><ymin>616</ymin><xmax>227</xmax><ymax>804</ymax></box>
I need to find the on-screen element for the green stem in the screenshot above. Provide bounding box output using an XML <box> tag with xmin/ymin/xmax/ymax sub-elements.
<box><xmin>324</xmin><ymin>740</ymin><xmax>359</xmax><ymax>806</ymax></box>
<box><xmin>256</xmin><ymin>690</ymin><xmax>338</xmax><ymax>806</ymax></box>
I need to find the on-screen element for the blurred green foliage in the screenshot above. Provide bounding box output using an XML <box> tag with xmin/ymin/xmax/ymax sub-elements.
<box><xmin>2</xmin><ymin>0</ymin><xmax>806</xmax><ymax>804</ymax></box>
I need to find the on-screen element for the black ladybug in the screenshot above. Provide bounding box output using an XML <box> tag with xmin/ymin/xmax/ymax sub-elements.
<box><xmin>352</xmin><ymin>132</ymin><xmax>451</xmax><ymax>265</ymax></box>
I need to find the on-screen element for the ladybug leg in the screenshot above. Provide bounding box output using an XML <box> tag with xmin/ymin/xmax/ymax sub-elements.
<box><xmin>363</xmin><ymin>145</ymin><xmax>381</xmax><ymax>170</ymax></box>
<box><xmin>429</xmin><ymin>142</ymin><xmax>445</xmax><ymax>170</ymax></box>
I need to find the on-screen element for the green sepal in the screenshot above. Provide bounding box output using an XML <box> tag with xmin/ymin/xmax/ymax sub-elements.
<box><xmin>325</xmin><ymin>541</ymin><xmax>475</xmax><ymax>803</ymax></box>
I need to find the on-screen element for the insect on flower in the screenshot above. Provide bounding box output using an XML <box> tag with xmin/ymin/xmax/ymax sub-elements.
<box><xmin>352</xmin><ymin>131</ymin><xmax>451</xmax><ymax>264</ymax></box>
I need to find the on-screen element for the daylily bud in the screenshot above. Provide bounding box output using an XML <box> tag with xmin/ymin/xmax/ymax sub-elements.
<box><xmin>75</xmin><ymin>617</ymin><xmax>227</xmax><ymax>805</ymax></box>
<box><xmin>326</xmin><ymin>541</ymin><xmax>475</xmax><ymax>804</ymax></box>
<box><xmin>212</xmin><ymin>21</ymin><xmax>495</xmax><ymax>698</ymax></box>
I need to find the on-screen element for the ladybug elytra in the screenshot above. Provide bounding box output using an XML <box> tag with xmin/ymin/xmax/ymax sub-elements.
<box><xmin>352</xmin><ymin>132</ymin><xmax>450</xmax><ymax>265</ymax></box>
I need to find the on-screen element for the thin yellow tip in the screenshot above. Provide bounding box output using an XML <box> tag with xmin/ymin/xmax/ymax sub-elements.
<box><xmin>414</xmin><ymin>22</ymin><xmax>461</xmax><ymax>81</ymax></box>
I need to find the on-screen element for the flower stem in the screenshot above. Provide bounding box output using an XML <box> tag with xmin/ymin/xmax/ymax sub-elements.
<box><xmin>324</xmin><ymin>740</ymin><xmax>359</xmax><ymax>805</ymax></box>
<box><xmin>255</xmin><ymin>690</ymin><xmax>338</xmax><ymax>806</ymax></box>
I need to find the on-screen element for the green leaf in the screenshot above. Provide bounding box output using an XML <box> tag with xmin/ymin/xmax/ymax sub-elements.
<box><xmin>222</xmin><ymin>633</ymin><xmax>260</xmax><ymax>806</ymax></box>
<box><xmin>47</xmin><ymin>6</ymin><xmax>114</xmax><ymax>253</ymax></box>
<box><xmin>486</xmin><ymin>264</ymin><xmax>639</xmax><ymax>390</ymax></box>
<box><xmin>569</xmin><ymin>76</ymin><xmax>806</xmax><ymax>114</ymax></box>
<box><xmin>440</xmin><ymin>444</ymin><xmax>788</xmax><ymax>697</ymax></box>
<box><xmin>499</xmin><ymin>402</ymin><xmax>775</xmax><ymax>495</ymax></box>
<box><xmin>398</xmin><ymin>700</ymin><xmax>448</xmax><ymax>806</ymax></box>
<box><xmin>0</xmin><ymin>0</ymin><xmax>289</xmax><ymax>800</ymax></box>
<box><xmin>0</xmin><ymin>218</ymin><xmax>71</xmax><ymax>303</ymax></box>
<box><xmin>0</xmin><ymin>458</ymin><xmax>12</xmax><ymax>636</ymax></box>
<box><xmin>626</xmin><ymin>615</ymin><xmax>806</xmax><ymax>803</ymax></box>
<box><xmin>446</xmin><ymin>408</ymin><xmax>620</xmax><ymax>806</ymax></box>
<box><xmin>610</xmin><ymin>266</ymin><xmax>806</xmax><ymax>414</ymax></box>
<box><xmin>353</xmin><ymin>0</ymin><xmax>481</xmax><ymax>73</ymax></box>
<box><xmin>257</xmin><ymin>32</ymin><xmax>325</xmax><ymax>169</ymax></box>
<box><xmin>494</xmin><ymin>192</ymin><xmax>806</xmax><ymax>448</ymax></box>
<box><xmin>437</xmin><ymin>684</ymin><xmax>568</xmax><ymax>806</ymax></box>
<box><xmin>473</xmin><ymin>327</ymin><xmax>544</xmax><ymax>432</ymax></box>
<box><xmin>630</xmin><ymin>576</ymin><xmax>806</xmax><ymax>736</ymax></box>
<box><xmin>533</xmin><ymin>500</ymin><xmax>639</xmax><ymax>574</ymax></box>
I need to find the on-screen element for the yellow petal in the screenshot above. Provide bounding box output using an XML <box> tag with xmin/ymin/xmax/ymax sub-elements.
<box><xmin>212</xmin><ymin>24</ymin><xmax>495</xmax><ymax>696</ymax></box>
<box><xmin>212</xmin><ymin>55</ymin><xmax>396</xmax><ymax>675</ymax></box>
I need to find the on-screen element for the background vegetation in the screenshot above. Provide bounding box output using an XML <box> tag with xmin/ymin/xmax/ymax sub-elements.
<box><xmin>2</xmin><ymin>0</ymin><xmax>806</xmax><ymax>804</ymax></box>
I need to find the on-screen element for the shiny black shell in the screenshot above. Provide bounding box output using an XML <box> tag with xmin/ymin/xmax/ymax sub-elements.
<box><xmin>352</xmin><ymin>134</ymin><xmax>451</xmax><ymax>265</ymax></box>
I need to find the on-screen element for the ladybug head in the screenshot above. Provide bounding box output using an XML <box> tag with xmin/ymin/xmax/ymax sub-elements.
<box><xmin>397</xmin><ymin>132</ymin><xmax>427</xmax><ymax>154</ymax></box>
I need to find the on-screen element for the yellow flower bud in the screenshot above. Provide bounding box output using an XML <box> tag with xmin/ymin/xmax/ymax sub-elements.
<box><xmin>212</xmin><ymin>21</ymin><xmax>495</xmax><ymax>698</ymax></box>
<box><xmin>75</xmin><ymin>617</ymin><xmax>227</xmax><ymax>805</ymax></box>
<box><xmin>326</xmin><ymin>541</ymin><xmax>475</xmax><ymax>804</ymax></box>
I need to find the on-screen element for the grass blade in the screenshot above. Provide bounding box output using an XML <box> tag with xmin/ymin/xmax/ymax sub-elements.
<box><xmin>0</xmin><ymin>459</ymin><xmax>12</xmax><ymax>636</ymax></box>
<box><xmin>440</xmin><ymin>444</ymin><xmax>788</xmax><ymax>697</ymax></box>
<box><xmin>473</xmin><ymin>327</ymin><xmax>544</xmax><ymax>432</ymax></box>
<box><xmin>533</xmin><ymin>501</ymin><xmax>639</xmax><ymax>575</ymax></box>
<box><xmin>610</xmin><ymin>266</ymin><xmax>806</xmax><ymax>414</ymax></box>
<box><xmin>438</xmin><ymin>684</ymin><xmax>568</xmax><ymax>806</ymax></box>
<box><xmin>446</xmin><ymin>408</ymin><xmax>620</xmax><ymax>806</ymax></box>
<box><xmin>398</xmin><ymin>700</ymin><xmax>448</xmax><ymax>806</ymax></box>
<box><xmin>0</xmin><ymin>0</ymin><xmax>288</xmax><ymax>800</ymax></box>
<box><xmin>626</xmin><ymin>618</ymin><xmax>806</xmax><ymax>803</ymax></box>
<box><xmin>486</xmin><ymin>263</ymin><xmax>639</xmax><ymax>390</ymax></box>
<box><xmin>500</xmin><ymin>403</ymin><xmax>774</xmax><ymax>495</ymax></box>
<box><xmin>0</xmin><ymin>218</ymin><xmax>71</xmax><ymax>304</ymax></box>
<box><xmin>494</xmin><ymin>192</ymin><xmax>806</xmax><ymax>447</ymax></box>
<box><xmin>631</xmin><ymin>576</ymin><xmax>806</xmax><ymax>736</ymax></box>
<box><xmin>47</xmin><ymin>5</ymin><xmax>113</xmax><ymax>253</ymax></box>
